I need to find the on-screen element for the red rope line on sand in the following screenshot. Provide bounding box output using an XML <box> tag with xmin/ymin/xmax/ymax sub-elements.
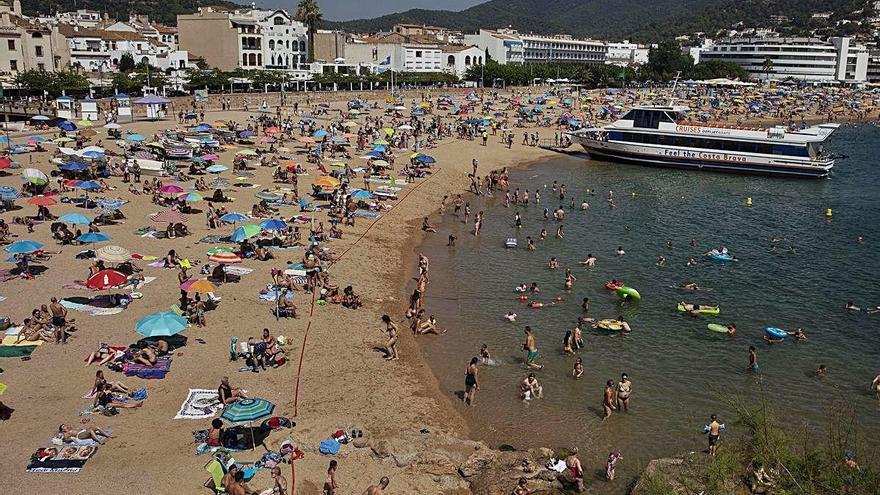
<box><xmin>291</xmin><ymin>170</ymin><xmax>441</xmax><ymax>415</ymax></box>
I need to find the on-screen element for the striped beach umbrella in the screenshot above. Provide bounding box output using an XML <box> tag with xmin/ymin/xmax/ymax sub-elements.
<box><xmin>220</xmin><ymin>398</ymin><xmax>275</xmax><ymax>425</ymax></box>
<box><xmin>0</xmin><ymin>186</ymin><xmax>21</xmax><ymax>200</ymax></box>
<box><xmin>219</xmin><ymin>212</ymin><xmax>248</xmax><ymax>224</ymax></box>
<box><xmin>150</xmin><ymin>210</ymin><xmax>188</xmax><ymax>223</ymax></box>
<box><xmin>20</xmin><ymin>168</ymin><xmax>48</xmax><ymax>185</ymax></box>
<box><xmin>208</xmin><ymin>252</ymin><xmax>241</xmax><ymax>264</ymax></box>
<box><xmin>178</xmin><ymin>192</ymin><xmax>204</xmax><ymax>203</ymax></box>
<box><xmin>95</xmin><ymin>245</ymin><xmax>132</xmax><ymax>263</ymax></box>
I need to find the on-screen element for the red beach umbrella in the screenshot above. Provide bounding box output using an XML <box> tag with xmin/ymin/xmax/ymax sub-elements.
<box><xmin>86</xmin><ymin>269</ymin><xmax>127</xmax><ymax>290</ymax></box>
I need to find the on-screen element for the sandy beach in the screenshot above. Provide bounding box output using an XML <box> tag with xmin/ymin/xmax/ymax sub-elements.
<box><xmin>0</xmin><ymin>83</ymin><xmax>876</xmax><ymax>495</ymax></box>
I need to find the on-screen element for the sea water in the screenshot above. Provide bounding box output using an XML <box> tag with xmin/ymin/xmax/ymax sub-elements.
<box><xmin>417</xmin><ymin>124</ymin><xmax>880</xmax><ymax>491</ymax></box>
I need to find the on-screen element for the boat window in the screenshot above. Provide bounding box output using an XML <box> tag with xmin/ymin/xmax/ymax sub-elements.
<box><xmin>632</xmin><ymin>110</ymin><xmax>661</xmax><ymax>129</ymax></box>
<box><xmin>619</xmin><ymin>111</ymin><xmax>634</xmax><ymax>121</ymax></box>
<box><xmin>772</xmin><ymin>144</ymin><xmax>808</xmax><ymax>157</ymax></box>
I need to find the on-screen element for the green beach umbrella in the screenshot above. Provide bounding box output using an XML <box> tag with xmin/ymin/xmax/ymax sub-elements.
<box><xmin>230</xmin><ymin>224</ymin><xmax>261</xmax><ymax>242</ymax></box>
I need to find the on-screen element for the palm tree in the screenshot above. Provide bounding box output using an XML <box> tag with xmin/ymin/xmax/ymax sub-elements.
<box><xmin>295</xmin><ymin>0</ymin><xmax>322</xmax><ymax>63</ymax></box>
<box><xmin>762</xmin><ymin>57</ymin><xmax>774</xmax><ymax>82</ymax></box>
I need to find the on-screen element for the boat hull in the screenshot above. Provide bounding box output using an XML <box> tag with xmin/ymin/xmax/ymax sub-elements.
<box><xmin>569</xmin><ymin>135</ymin><xmax>832</xmax><ymax>178</ymax></box>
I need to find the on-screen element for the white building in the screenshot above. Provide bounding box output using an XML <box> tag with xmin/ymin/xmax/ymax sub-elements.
<box><xmin>442</xmin><ymin>45</ymin><xmax>484</xmax><ymax>77</ymax></box>
<box><xmin>59</xmin><ymin>25</ymin><xmax>189</xmax><ymax>74</ymax></box>
<box><xmin>700</xmin><ymin>36</ymin><xmax>868</xmax><ymax>84</ymax></box>
<box><xmin>605</xmin><ymin>41</ymin><xmax>649</xmax><ymax>66</ymax></box>
<box><xmin>227</xmin><ymin>9</ymin><xmax>307</xmax><ymax>70</ymax></box>
<box><xmin>520</xmin><ymin>33</ymin><xmax>606</xmax><ymax>64</ymax></box>
<box><xmin>342</xmin><ymin>32</ymin><xmax>482</xmax><ymax>78</ymax></box>
<box><xmin>462</xmin><ymin>29</ymin><xmax>524</xmax><ymax>64</ymax></box>
<box><xmin>35</xmin><ymin>9</ymin><xmax>102</xmax><ymax>28</ymax></box>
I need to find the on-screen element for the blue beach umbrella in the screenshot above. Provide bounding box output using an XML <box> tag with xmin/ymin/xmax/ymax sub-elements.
<box><xmin>58</xmin><ymin>213</ymin><xmax>91</xmax><ymax>225</ymax></box>
<box><xmin>126</xmin><ymin>134</ymin><xmax>145</xmax><ymax>142</ymax></box>
<box><xmin>61</xmin><ymin>161</ymin><xmax>89</xmax><ymax>171</ymax></box>
<box><xmin>313</xmin><ymin>130</ymin><xmax>328</xmax><ymax>138</ymax></box>
<box><xmin>28</xmin><ymin>136</ymin><xmax>46</xmax><ymax>142</ymax></box>
<box><xmin>97</xmin><ymin>199</ymin><xmax>125</xmax><ymax>210</ymax></box>
<box><xmin>0</xmin><ymin>186</ymin><xmax>21</xmax><ymax>200</ymax></box>
<box><xmin>350</xmin><ymin>189</ymin><xmax>373</xmax><ymax>199</ymax></box>
<box><xmin>75</xmin><ymin>180</ymin><xmax>101</xmax><ymax>191</ymax></box>
<box><xmin>259</xmin><ymin>218</ymin><xmax>287</xmax><ymax>231</ymax></box>
<box><xmin>135</xmin><ymin>312</ymin><xmax>188</xmax><ymax>337</ymax></box>
<box><xmin>0</xmin><ymin>137</ymin><xmax>10</xmax><ymax>144</ymax></box>
<box><xmin>366</xmin><ymin>151</ymin><xmax>384</xmax><ymax>158</ymax></box>
<box><xmin>77</xmin><ymin>232</ymin><xmax>110</xmax><ymax>244</ymax></box>
<box><xmin>220</xmin><ymin>398</ymin><xmax>275</xmax><ymax>424</ymax></box>
<box><xmin>82</xmin><ymin>150</ymin><xmax>104</xmax><ymax>159</ymax></box>
<box><xmin>230</xmin><ymin>224</ymin><xmax>262</xmax><ymax>242</ymax></box>
<box><xmin>194</xmin><ymin>124</ymin><xmax>212</xmax><ymax>132</ymax></box>
<box><xmin>57</xmin><ymin>120</ymin><xmax>77</xmax><ymax>131</ymax></box>
<box><xmin>415</xmin><ymin>155</ymin><xmax>436</xmax><ymax>164</ymax></box>
<box><xmin>5</xmin><ymin>240</ymin><xmax>43</xmax><ymax>254</ymax></box>
<box><xmin>238</xmin><ymin>130</ymin><xmax>256</xmax><ymax>138</ymax></box>
<box><xmin>372</xmin><ymin>145</ymin><xmax>387</xmax><ymax>152</ymax></box>
<box><xmin>220</xmin><ymin>212</ymin><xmax>248</xmax><ymax>224</ymax></box>
<box><xmin>206</xmin><ymin>164</ymin><xmax>229</xmax><ymax>174</ymax></box>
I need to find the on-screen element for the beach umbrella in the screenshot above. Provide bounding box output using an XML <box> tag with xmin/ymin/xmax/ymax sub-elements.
<box><xmin>103</xmin><ymin>122</ymin><xmax>121</xmax><ymax>129</ymax></box>
<box><xmin>0</xmin><ymin>137</ymin><xmax>10</xmax><ymax>144</ymax></box>
<box><xmin>255</xmin><ymin>191</ymin><xmax>282</xmax><ymax>201</ymax></box>
<box><xmin>201</xmin><ymin>153</ymin><xmax>220</xmax><ymax>161</ymax></box>
<box><xmin>61</xmin><ymin>161</ymin><xmax>89</xmax><ymax>171</ymax></box>
<box><xmin>182</xmin><ymin>278</ymin><xmax>218</xmax><ymax>294</ymax></box>
<box><xmin>206</xmin><ymin>246</ymin><xmax>234</xmax><ymax>256</ymax></box>
<box><xmin>365</xmin><ymin>151</ymin><xmax>384</xmax><ymax>159</ymax></box>
<box><xmin>58</xmin><ymin>213</ymin><xmax>91</xmax><ymax>225</ymax></box>
<box><xmin>313</xmin><ymin>130</ymin><xmax>328</xmax><ymax>138</ymax></box>
<box><xmin>297</xmin><ymin>136</ymin><xmax>315</xmax><ymax>144</ymax></box>
<box><xmin>95</xmin><ymin>245</ymin><xmax>131</xmax><ymax>263</ymax></box>
<box><xmin>77</xmin><ymin>120</ymin><xmax>95</xmax><ymax>127</ymax></box>
<box><xmin>259</xmin><ymin>218</ymin><xmax>287</xmax><ymax>231</ymax></box>
<box><xmin>207</xmin><ymin>252</ymin><xmax>241</xmax><ymax>264</ymax></box>
<box><xmin>372</xmin><ymin>145</ymin><xmax>387</xmax><ymax>152</ymax></box>
<box><xmin>20</xmin><ymin>168</ymin><xmax>48</xmax><ymax>185</ymax></box>
<box><xmin>57</xmin><ymin>120</ymin><xmax>77</xmax><ymax>131</ymax></box>
<box><xmin>27</xmin><ymin>196</ymin><xmax>56</xmax><ymax>206</ymax></box>
<box><xmin>135</xmin><ymin>312</ymin><xmax>188</xmax><ymax>338</ymax></box>
<box><xmin>81</xmin><ymin>150</ymin><xmax>102</xmax><ymax>158</ymax></box>
<box><xmin>397</xmin><ymin>124</ymin><xmax>413</xmax><ymax>130</ymax></box>
<box><xmin>371</xmin><ymin>159</ymin><xmax>389</xmax><ymax>168</ymax></box>
<box><xmin>373</xmin><ymin>139</ymin><xmax>389</xmax><ymax>146</ymax></box>
<box><xmin>86</xmin><ymin>269</ymin><xmax>127</xmax><ymax>290</ymax></box>
<box><xmin>27</xmin><ymin>136</ymin><xmax>46</xmax><ymax>143</ymax></box>
<box><xmin>31</xmin><ymin>115</ymin><xmax>51</xmax><ymax>121</ymax></box>
<box><xmin>150</xmin><ymin>210</ymin><xmax>188</xmax><ymax>223</ymax></box>
<box><xmin>205</xmin><ymin>164</ymin><xmax>228</xmax><ymax>174</ymax></box>
<box><xmin>238</xmin><ymin>130</ymin><xmax>256</xmax><ymax>138</ymax></box>
<box><xmin>415</xmin><ymin>155</ymin><xmax>436</xmax><ymax>164</ymax></box>
<box><xmin>0</xmin><ymin>186</ymin><xmax>20</xmax><ymax>200</ymax></box>
<box><xmin>178</xmin><ymin>192</ymin><xmax>204</xmax><ymax>203</ymax></box>
<box><xmin>78</xmin><ymin>232</ymin><xmax>110</xmax><ymax>244</ymax></box>
<box><xmin>236</xmin><ymin>149</ymin><xmax>257</xmax><ymax>156</ymax></box>
<box><xmin>266</xmin><ymin>127</ymin><xmax>281</xmax><ymax>134</ymax></box>
<box><xmin>220</xmin><ymin>212</ymin><xmax>248</xmax><ymax>224</ymax></box>
<box><xmin>330</xmin><ymin>136</ymin><xmax>347</xmax><ymax>143</ymax></box>
<box><xmin>158</xmin><ymin>184</ymin><xmax>184</xmax><ymax>194</ymax></box>
<box><xmin>230</xmin><ymin>224</ymin><xmax>262</xmax><ymax>242</ymax></box>
<box><xmin>221</xmin><ymin>398</ymin><xmax>275</xmax><ymax>424</ymax></box>
<box><xmin>126</xmin><ymin>134</ymin><xmax>145</xmax><ymax>142</ymax></box>
<box><xmin>75</xmin><ymin>180</ymin><xmax>101</xmax><ymax>191</ymax></box>
<box><xmin>97</xmin><ymin>199</ymin><xmax>125</xmax><ymax>210</ymax></box>
<box><xmin>315</xmin><ymin>177</ymin><xmax>340</xmax><ymax>188</ymax></box>
<box><xmin>350</xmin><ymin>189</ymin><xmax>373</xmax><ymax>199</ymax></box>
<box><xmin>5</xmin><ymin>240</ymin><xmax>43</xmax><ymax>254</ymax></box>
<box><xmin>79</xmin><ymin>129</ymin><xmax>97</xmax><ymax>138</ymax></box>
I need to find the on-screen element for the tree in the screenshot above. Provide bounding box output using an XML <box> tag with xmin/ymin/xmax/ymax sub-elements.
<box><xmin>762</xmin><ymin>57</ymin><xmax>774</xmax><ymax>81</ymax></box>
<box><xmin>642</xmin><ymin>40</ymin><xmax>693</xmax><ymax>81</ymax></box>
<box><xmin>295</xmin><ymin>0</ymin><xmax>322</xmax><ymax>63</ymax></box>
<box><xmin>14</xmin><ymin>69</ymin><xmax>89</xmax><ymax>96</ymax></box>
<box><xmin>118</xmin><ymin>53</ymin><xmax>136</xmax><ymax>72</ymax></box>
<box><xmin>184</xmin><ymin>68</ymin><xmax>230</xmax><ymax>90</ymax></box>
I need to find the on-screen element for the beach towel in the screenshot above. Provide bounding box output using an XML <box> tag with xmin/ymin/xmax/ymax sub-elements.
<box><xmin>62</xmin><ymin>281</ymin><xmax>95</xmax><ymax>291</ymax></box>
<box><xmin>222</xmin><ymin>266</ymin><xmax>253</xmax><ymax>277</ymax></box>
<box><xmin>352</xmin><ymin>211</ymin><xmax>381</xmax><ymax>219</ymax></box>
<box><xmin>147</xmin><ymin>261</ymin><xmax>165</xmax><ymax>268</ymax></box>
<box><xmin>123</xmin><ymin>357</ymin><xmax>172</xmax><ymax>379</ymax></box>
<box><xmin>0</xmin><ymin>344</ymin><xmax>37</xmax><ymax>357</ymax></box>
<box><xmin>198</xmin><ymin>235</ymin><xmax>228</xmax><ymax>244</ymax></box>
<box><xmin>174</xmin><ymin>389</ymin><xmax>221</xmax><ymax>419</ymax></box>
<box><xmin>319</xmin><ymin>439</ymin><xmax>341</xmax><ymax>455</ymax></box>
<box><xmin>26</xmin><ymin>446</ymin><xmax>96</xmax><ymax>473</ymax></box>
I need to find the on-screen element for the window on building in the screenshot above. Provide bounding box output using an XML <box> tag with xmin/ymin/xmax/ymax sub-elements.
<box><xmin>242</xmin><ymin>54</ymin><xmax>248</xmax><ymax>66</ymax></box>
<box><xmin>7</xmin><ymin>40</ymin><xmax>15</xmax><ymax>50</ymax></box>
<box><xmin>37</xmin><ymin>62</ymin><xmax>45</xmax><ymax>71</ymax></box>
<box><xmin>269</xmin><ymin>40</ymin><xmax>275</xmax><ymax>50</ymax></box>
<box><xmin>415</xmin><ymin>50</ymin><xmax>422</xmax><ymax>57</ymax></box>
<box><xmin>249</xmin><ymin>53</ymin><xmax>257</xmax><ymax>65</ymax></box>
<box><xmin>257</xmin><ymin>54</ymin><xmax>262</xmax><ymax>65</ymax></box>
<box><xmin>274</xmin><ymin>16</ymin><xmax>285</xmax><ymax>25</ymax></box>
<box><xmin>9</xmin><ymin>60</ymin><xmax>17</xmax><ymax>70</ymax></box>
<box><xmin>35</xmin><ymin>46</ymin><xmax>43</xmax><ymax>57</ymax></box>
<box><xmin>447</xmin><ymin>55</ymin><xmax>454</xmax><ymax>65</ymax></box>
<box><xmin>465</xmin><ymin>55</ymin><xmax>471</xmax><ymax>65</ymax></box>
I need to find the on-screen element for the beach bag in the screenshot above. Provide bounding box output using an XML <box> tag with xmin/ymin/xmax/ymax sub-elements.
<box><xmin>319</xmin><ymin>439</ymin><xmax>340</xmax><ymax>455</ymax></box>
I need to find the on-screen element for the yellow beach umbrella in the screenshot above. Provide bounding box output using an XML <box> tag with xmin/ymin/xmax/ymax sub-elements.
<box><xmin>315</xmin><ymin>176</ymin><xmax>340</xmax><ymax>188</ymax></box>
<box><xmin>184</xmin><ymin>279</ymin><xmax>218</xmax><ymax>294</ymax></box>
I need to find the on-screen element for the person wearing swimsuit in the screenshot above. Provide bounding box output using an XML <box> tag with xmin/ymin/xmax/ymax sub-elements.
<box><xmin>464</xmin><ymin>357</ymin><xmax>479</xmax><ymax>406</ymax></box>
<box><xmin>616</xmin><ymin>373</ymin><xmax>632</xmax><ymax>412</ymax></box>
<box><xmin>382</xmin><ymin>315</ymin><xmax>398</xmax><ymax>361</ymax></box>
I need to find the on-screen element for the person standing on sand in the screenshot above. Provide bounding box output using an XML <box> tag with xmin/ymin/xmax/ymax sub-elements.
<box><xmin>523</xmin><ymin>326</ymin><xmax>543</xmax><ymax>369</ymax></box>
<box><xmin>322</xmin><ymin>460</ymin><xmax>337</xmax><ymax>495</ymax></box>
<box><xmin>363</xmin><ymin>476</ymin><xmax>389</xmax><ymax>495</ymax></box>
<box><xmin>603</xmin><ymin>380</ymin><xmax>616</xmax><ymax>420</ymax></box>
<box><xmin>464</xmin><ymin>357</ymin><xmax>479</xmax><ymax>406</ymax></box>
<box><xmin>382</xmin><ymin>315</ymin><xmax>398</xmax><ymax>361</ymax></box>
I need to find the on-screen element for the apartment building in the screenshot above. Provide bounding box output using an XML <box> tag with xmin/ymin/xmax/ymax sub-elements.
<box><xmin>520</xmin><ymin>33</ymin><xmax>607</xmax><ymax>64</ymax></box>
<box><xmin>0</xmin><ymin>2</ymin><xmax>68</xmax><ymax>77</ymax></box>
<box><xmin>462</xmin><ymin>29</ymin><xmax>524</xmax><ymax>65</ymax></box>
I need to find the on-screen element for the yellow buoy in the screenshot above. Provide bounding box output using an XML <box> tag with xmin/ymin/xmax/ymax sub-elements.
<box><xmin>746</xmin><ymin>197</ymin><xmax>752</xmax><ymax>206</ymax></box>
<box><xmin>825</xmin><ymin>208</ymin><xmax>833</xmax><ymax>217</ymax></box>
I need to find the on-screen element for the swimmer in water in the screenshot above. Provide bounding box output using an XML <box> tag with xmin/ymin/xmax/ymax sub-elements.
<box><xmin>748</xmin><ymin>346</ymin><xmax>759</xmax><ymax>372</ymax></box>
<box><xmin>555</xmin><ymin>224</ymin><xmax>564</xmax><ymax>238</ymax></box>
<box><xmin>447</xmin><ymin>234</ymin><xmax>457</xmax><ymax>247</ymax></box>
<box><xmin>547</xmin><ymin>257</ymin><xmax>558</xmax><ymax>269</ymax></box>
<box><xmin>530</xmin><ymin>283</ymin><xmax>540</xmax><ymax>293</ymax></box>
<box><xmin>527</xmin><ymin>237</ymin><xmax>536</xmax><ymax>251</ymax></box>
<box><xmin>679</xmin><ymin>282</ymin><xmax>700</xmax><ymax>290</ymax></box>
<box><xmin>657</xmin><ymin>255</ymin><xmax>666</xmax><ymax>266</ymax></box>
<box><xmin>580</xmin><ymin>200</ymin><xmax>589</xmax><ymax>210</ymax></box>
<box><xmin>616</xmin><ymin>246</ymin><xmax>625</xmax><ymax>256</ymax></box>
<box><xmin>690</xmin><ymin>238</ymin><xmax>697</xmax><ymax>248</ymax></box>
<box><xmin>480</xmin><ymin>344</ymin><xmax>492</xmax><ymax>365</ymax></box>
<box><xmin>573</xmin><ymin>357</ymin><xmax>584</xmax><ymax>379</ymax></box>
<box><xmin>582</xmin><ymin>298</ymin><xmax>590</xmax><ymax>317</ymax></box>
<box><xmin>665</xmin><ymin>241</ymin><xmax>673</xmax><ymax>249</ymax></box>
<box><xmin>815</xmin><ymin>364</ymin><xmax>828</xmax><ymax>377</ymax></box>
<box><xmin>564</xmin><ymin>268</ymin><xmax>576</xmax><ymax>290</ymax></box>
<box><xmin>788</xmin><ymin>328</ymin><xmax>807</xmax><ymax>341</ymax></box>
<box><xmin>515</xmin><ymin>283</ymin><xmax>527</xmax><ymax>293</ymax></box>
<box><xmin>520</xmin><ymin>373</ymin><xmax>543</xmax><ymax>401</ymax></box>
<box><xmin>617</xmin><ymin>316</ymin><xmax>631</xmax><ymax>333</ymax></box>
<box><xmin>857</xmin><ymin>236</ymin><xmax>864</xmax><ymax>243</ymax></box>
<box><xmin>515</xmin><ymin>211</ymin><xmax>522</xmax><ymax>229</ymax></box>
<box><xmin>573</xmin><ymin>322</ymin><xmax>584</xmax><ymax>349</ymax></box>
<box><xmin>563</xmin><ymin>330</ymin><xmax>574</xmax><ymax>354</ymax></box>
<box><xmin>504</xmin><ymin>311</ymin><xmax>518</xmax><ymax>322</ymax></box>
<box><xmin>580</xmin><ymin>254</ymin><xmax>597</xmax><ymax>267</ymax></box>
<box><xmin>727</xmin><ymin>323</ymin><xmax>736</xmax><ymax>336</ymax></box>
<box><xmin>687</xmin><ymin>258</ymin><xmax>698</xmax><ymax>266</ymax></box>
<box><xmin>872</xmin><ymin>374</ymin><xmax>880</xmax><ymax>398</ymax></box>
<box><xmin>539</xmin><ymin>229</ymin><xmax>547</xmax><ymax>240</ymax></box>
<box><xmin>602</xmin><ymin>380</ymin><xmax>616</xmax><ymax>420</ymax></box>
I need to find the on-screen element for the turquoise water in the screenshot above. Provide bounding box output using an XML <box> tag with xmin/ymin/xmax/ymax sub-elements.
<box><xmin>418</xmin><ymin>124</ymin><xmax>880</xmax><ymax>490</ymax></box>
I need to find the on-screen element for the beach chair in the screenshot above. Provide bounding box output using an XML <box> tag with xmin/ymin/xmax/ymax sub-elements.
<box><xmin>203</xmin><ymin>458</ymin><xmax>227</xmax><ymax>494</ymax></box>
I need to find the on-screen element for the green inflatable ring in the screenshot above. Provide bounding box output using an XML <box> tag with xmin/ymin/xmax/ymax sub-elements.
<box><xmin>616</xmin><ymin>286</ymin><xmax>641</xmax><ymax>301</ymax></box>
